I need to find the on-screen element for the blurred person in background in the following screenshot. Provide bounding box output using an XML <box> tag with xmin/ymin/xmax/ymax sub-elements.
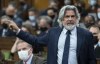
<box><xmin>0</xmin><ymin>2</ymin><xmax>23</xmax><ymax>37</ymax></box>
<box><xmin>46</xmin><ymin>8</ymin><xmax>58</xmax><ymax>27</ymax></box>
<box><xmin>89</xmin><ymin>25</ymin><xmax>100</xmax><ymax>58</ymax></box>
<box><xmin>96</xmin><ymin>7</ymin><xmax>100</xmax><ymax>20</ymax></box>
<box><xmin>64</xmin><ymin>0</ymin><xmax>71</xmax><ymax>5</ymax></box>
<box><xmin>95</xmin><ymin>0</ymin><xmax>100</xmax><ymax>8</ymax></box>
<box><xmin>79</xmin><ymin>15</ymin><xmax>95</xmax><ymax>29</ymax></box>
<box><xmin>94</xmin><ymin>32</ymin><xmax>100</xmax><ymax>58</ymax></box>
<box><xmin>28</xmin><ymin>8</ymin><xmax>38</xmax><ymax>28</ymax></box>
<box><xmin>97</xmin><ymin>32</ymin><xmax>100</xmax><ymax>47</ymax></box>
<box><xmin>74</xmin><ymin>1</ymin><xmax>88</xmax><ymax>18</ymax></box>
<box><xmin>4</xmin><ymin>2</ymin><xmax>23</xmax><ymax>27</ymax></box>
<box><xmin>96</xmin><ymin>20</ymin><xmax>100</xmax><ymax>28</ymax></box>
<box><xmin>21</xmin><ymin>7</ymin><xmax>38</xmax><ymax>34</ymax></box>
<box><xmin>40</xmin><ymin>0</ymin><xmax>59</xmax><ymax>17</ymax></box>
<box><xmin>37</xmin><ymin>16</ymin><xmax>52</xmax><ymax>36</ymax></box>
<box><xmin>48</xmin><ymin>0</ymin><xmax>59</xmax><ymax>11</ymax></box>
<box><xmin>17</xmin><ymin>0</ymin><xmax>32</xmax><ymax>20</ymax></box>
<box><xmin>15</xmin><ymin>40</ymin><xmax>46</xmax><ymax>64</ymax></box>
<box><xmin>89</xmin><ymin>25</ymin><xmax>100</xmax><ymax>46</ymax></box>
<box><xmin>87</xmin><ymin>0</ymin><xmax>97</xmax><ymax>12</ymax></box>
<box><xmin>11</xmin><ymin>26</ymin><xmax>29</xmax><ymax>54</ymax></box>
<box><xmin>35</xmin><ymin>16</ymin><xmax>52</xmax><ymax>55</ymax></box>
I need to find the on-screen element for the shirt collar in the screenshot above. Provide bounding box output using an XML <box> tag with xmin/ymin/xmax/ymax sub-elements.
<box><xmin>62</xmin><ymin>27</ymin><xmax>77</xmax><ymax>35</ymax></box>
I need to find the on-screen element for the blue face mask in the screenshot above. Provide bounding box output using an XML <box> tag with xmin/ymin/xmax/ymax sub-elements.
<box><xmin>29</xmin><ymin>16</ymin><xmax>35</xmax><ymax>20</ymax></box>
<box><xmin>89</xmin><ymin>0</ymin><xmax>96</xmax><ymax>6</ymax></box>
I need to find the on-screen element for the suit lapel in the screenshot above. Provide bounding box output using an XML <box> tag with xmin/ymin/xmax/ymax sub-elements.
<box><xmin>54</xmin><ymin>27</ymin><xmax>63</xmax><ymax>45</ymax></box>
<box><xmin>54</xmin><ymin>26</ymin><xmax>63</xmax><ymax>49</ymax></box>
<box><xmin>77</xmin><ymin>27</ymin><xmax>83</xmax><ymax>57</ymax></box>
<box><xmin>54</xmin><ymin>27</ymin><xmax>63</xmax><ymax>63</ymax></box>
<box><xmin>31</xmin><ymin>56</ymin><xmax>34</xmax><ymax>64</ymax></box>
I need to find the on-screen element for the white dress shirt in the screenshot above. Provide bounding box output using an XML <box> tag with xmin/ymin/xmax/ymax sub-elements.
<box><xmin>94</xmin><ymin>42</ymin><xmax>100</xmax><ymax>48</ymax></box>
<box><xmin>57</xmin><ymin>27</ymin><xmax>78</xmax><ymax>64</ymax></box>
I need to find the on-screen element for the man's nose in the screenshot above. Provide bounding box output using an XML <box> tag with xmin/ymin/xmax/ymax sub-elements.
<box><xmin>68</xmin><ymin>17</ymin><xmax>73</xmax><ymax>20</ymax></box>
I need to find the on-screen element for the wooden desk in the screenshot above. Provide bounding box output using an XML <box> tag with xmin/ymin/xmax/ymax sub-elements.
<box><xmin>0</xmin><ymin>37</ymin><xmax>16</xmax><ymax>50</ymax></box>
<box><xmin>96</xmin><ymin>58</ymin><xmax>100</xmax><ymax>64</ymax></box>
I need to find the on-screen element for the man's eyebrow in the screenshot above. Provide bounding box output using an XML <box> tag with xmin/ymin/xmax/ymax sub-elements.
<box><xmin>65</xmin><ymin>15</ymin><xmax>75</xmax><ymax>17</ymax></box>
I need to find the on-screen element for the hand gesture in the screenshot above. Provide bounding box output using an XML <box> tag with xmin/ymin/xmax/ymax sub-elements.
<box><xmin>0</xmin><ymin>16</ymin><xmax>19</xmax><ymax>32</ymax></box>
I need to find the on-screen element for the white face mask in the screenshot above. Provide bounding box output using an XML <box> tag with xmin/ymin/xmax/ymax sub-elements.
<box><xmin>18</xmin><ymin>49</ymin><xmax>30</xmax><ymax>61</ymax></box>
<box><xmin>89</xmin><ymin>0</ymin><xmax>96</xmax><ymax>6</ymax></box>
<box><xmin>29</xmin><ymin>16</ymin><xmax>35</xmax><ymax>20</ymax></box>
<box><xmin>97</xmin><ymin>12</ymin><xmax>100</xmax><ymax>19</ymax></box>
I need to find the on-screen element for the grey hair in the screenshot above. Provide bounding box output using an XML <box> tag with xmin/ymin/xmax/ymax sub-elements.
<box><xmin>16</xmin><ymin>40</ymin><xmax>32</xmax><ymax>49</ymax></box>
<box><xmin>38</xmin><ymin>16</ymin><xmax>52</xmax><ymax>26</ymax></box>
<box><xmin>57</xmin><ymin>5</ymin><xmax>80</xmax><ymax>27</ymax></box>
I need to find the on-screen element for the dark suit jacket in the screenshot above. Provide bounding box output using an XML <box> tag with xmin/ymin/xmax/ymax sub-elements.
<box><xmin>13</xmin><ymin>16</ymin><xmax>23</xmax><ymax>28</ymax></box>
<box><xmin>17</xmin><ymin>26</ymin><xmax>96</xmax><ymax>64</ymax></box>
<box><xmin>0</xmin><ymin>28</ymin><xmax>15</xmax><ymax>37</ymax></box>
<box><xmin>95</xmin><ymin>45</ymin><xmax>100</xmax><ymax>58</ymax></box>
<box><xmin>15</xmin><ymin>55</ymin><xmax>46</xmax><ymax>64</ymax></box>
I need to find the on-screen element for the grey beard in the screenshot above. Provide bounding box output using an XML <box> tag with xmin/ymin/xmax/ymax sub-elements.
<box><xmin>64</xmin><ymin>24</ymin><xmax>76</xmax><ymax>30</ymax></box>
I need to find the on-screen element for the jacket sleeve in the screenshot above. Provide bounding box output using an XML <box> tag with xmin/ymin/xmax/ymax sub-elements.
<box><xmin>16</xmin><ymin>30</ymin><xmax>49</xmax><ymax>46</ymax></box>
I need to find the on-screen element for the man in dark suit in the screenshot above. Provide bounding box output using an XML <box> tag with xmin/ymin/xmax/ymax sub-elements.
<box><xmin>1</xmin><ymin>5</ymin><xmax>96</xmax><ymax>64</ymax></box>
<box><xmin>15</xmin><ymin>40</ymin><xmax>46</xmax><ymax>64</ymax></box>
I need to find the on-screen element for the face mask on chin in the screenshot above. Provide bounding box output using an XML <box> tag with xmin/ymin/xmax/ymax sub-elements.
<box><xmin>18</xmin><ymin>49</ymin><xmax>31</xmax><ymax>61</ymax></box>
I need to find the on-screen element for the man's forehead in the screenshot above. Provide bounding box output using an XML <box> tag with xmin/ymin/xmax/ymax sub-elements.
<box><xmin>64</xmin><ymin>10</ymin><xmax>76</xmax><ymax>15</ymax></box>
<box><xmin>65</xmin><ymin>10</ymin><xmax>75</xmax><ymax>13</ymax></box>
<box><xmin>17</xmin><ymin>42</ymin><xmax>28</xmax><ymax>48</ymax></box>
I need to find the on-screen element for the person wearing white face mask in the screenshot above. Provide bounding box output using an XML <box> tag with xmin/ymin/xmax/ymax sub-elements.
<box><xmin>89</xmin><ymin>0</ymin><xmax>96</xmax><ymax>6</ymax></box>
<box><xmin>15</xmin><ymin>40</ymin><xmax>46</xmax><ymax>64</ymax></box>
<box><xmin>97</xmin><ymin>7</ymin><xmax>100</xmax><ymax>20</ymax></box>
<box><xmin>29</xmin><ymin>16</ymin><xmax>35</xmax><ymax>21</ymax></box>
<box><xmin>28</xmin><ymin>8</ymin><xmax>37</xmax><ymax>27</ymax></box>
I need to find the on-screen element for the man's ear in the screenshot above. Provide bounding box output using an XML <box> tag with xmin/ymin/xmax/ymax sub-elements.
<box><xmin>30</xmin><ymin>48</ymin><xmax>33</xmax><ymax>53</ymax></box>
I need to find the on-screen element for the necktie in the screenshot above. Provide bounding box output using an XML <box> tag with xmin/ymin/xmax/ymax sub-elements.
<box><xmin>62</xmin><ymin>30</ymin><xmax>71</xmax><ymax>64</ymax></box>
